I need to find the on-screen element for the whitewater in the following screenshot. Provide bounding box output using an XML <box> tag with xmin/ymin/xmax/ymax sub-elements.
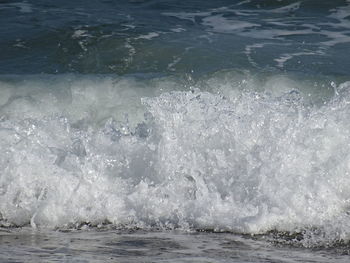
<box><xmin>0</xmin><ymin>72</ymin><xmax>349</xmax><ymax>247</ymax></box>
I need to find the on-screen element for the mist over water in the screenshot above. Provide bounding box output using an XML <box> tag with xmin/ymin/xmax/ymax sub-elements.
<box><xmin>1</xmin><ymin>0</ymin><xmax>350</xmax><ymax>255</ymax></box>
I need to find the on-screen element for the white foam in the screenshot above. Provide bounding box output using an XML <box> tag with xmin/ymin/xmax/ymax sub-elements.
<box><xmin>72</xmin><ymin>30</ymin><xmax>89</xmax><ymax>39</ymax></box>
<box><xmin>202</xmin><ymin>15</ymin><xmax>258</xmax><ymax>33</ymax></box>
<box><xmin>274</xmin><ymin>50</ymin><xmax>325</xmax><ymax>68</ymax></box>
<box><xmin>13</xmin><ymin>39</ymin><xmax>29</xmax><ymax>49</ymax></box>
<box><xmin>162</xmin><ymin>11</ymin><xmax>211</xmax><ymax>23</ymax></box>
<box><xmin>71</xmin><ymin>29</ymin><xmax>93</xmax><ymax>52</ymax></box>
<box><xmin>271</xmin><ymin>2</ymin><xmax>301</xmax><ymax>13</ymax></box>
<box><xmin>244</xmin><ymin>43</ymin><xmax>266</xmax><ymax>68</ymax></box>
<box><xmin>235</xmin><ymin>0</ymin><xmax>251</xmax><ymax>6</ymax></box>
<box><xmin>135</xmin><ymin>32</ymin><xmax>160</xmax><ymax>40</ymax></box>
<box><xmin>170</xmin><ymin>28</ymin><xmax>186</xmax><ymax>33</ymax></box>
<box><xmin>1</xmin><ymin>73</ymin><xmax>350</xmax><ymax>247</ymax></box>
<box><xmin>320</xmin><ymin>31</ymin><xmax>350</xmax><ymax>47</ymax></box>
<box><xmin>239</xmin><ymin>28</ymin><xmax>313</xmax><ymax>39</ymax></box>
<box><xmin>167</xmin><ymin>56</ymin><xmax>182</xmax><ymax>71</ymax></box>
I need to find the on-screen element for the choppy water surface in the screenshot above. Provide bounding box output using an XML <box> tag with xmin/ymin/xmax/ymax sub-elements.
<box><xmin>2</xmin><ymin>0</ymin><xmax>350</xmax><ymax>262</ymax></box>
<box><xmin>2</xmin><ymin>0</ymin><xmax>350</xmax><ymax>75</ymax></box>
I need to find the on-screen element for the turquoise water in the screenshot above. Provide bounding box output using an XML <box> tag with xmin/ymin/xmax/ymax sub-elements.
<box><xmin>1</xmin><ymin>0</ymin><xmax>350</xmax><ymax>261</ymax></box>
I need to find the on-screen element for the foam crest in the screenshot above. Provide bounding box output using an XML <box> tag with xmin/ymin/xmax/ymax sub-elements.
<box><xmin>143</xmin><ymin>87</ymin><xmax>350</xmax><ymax>235</ymax></box>
<box><xmin>1</xmin><ymin>74</ymin><xmax>350</xmax><ymax>247</ymax></box>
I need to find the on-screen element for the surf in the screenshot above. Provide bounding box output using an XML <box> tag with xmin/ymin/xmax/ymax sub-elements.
<box><xmin>1</xmin><ymin>72</ymin><xmax>350</xmax><ymax>248</ymax></box>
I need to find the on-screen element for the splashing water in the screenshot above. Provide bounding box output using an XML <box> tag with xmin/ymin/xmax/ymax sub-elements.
<box><xmin>1</xmin><ymin>72</ymin><xmax>350</xmax><ymax>248</ymax></box>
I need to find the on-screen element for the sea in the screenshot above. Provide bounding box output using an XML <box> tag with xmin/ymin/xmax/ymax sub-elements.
<box><xmin>1</xmin><ymin>0</ymin><xmax>350</xmax><ymax>262</ymax></box>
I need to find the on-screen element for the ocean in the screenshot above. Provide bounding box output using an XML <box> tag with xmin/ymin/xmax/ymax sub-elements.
<box><xmin>1</xmin><ymin>0</ymin><xmax>350</xmax><ymax>262</ymax></box>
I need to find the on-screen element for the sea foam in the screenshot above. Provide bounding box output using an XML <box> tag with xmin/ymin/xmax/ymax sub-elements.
<box><xmin>0</xmin><ymin>73</ymin><xmax>350</xmax><ymax>247</ymax></box>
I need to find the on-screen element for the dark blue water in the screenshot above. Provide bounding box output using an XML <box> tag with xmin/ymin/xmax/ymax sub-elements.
<box><xmin>2</xmin><ymin>1</ymin><xmax>350</xmax><ymax>262</ymax></box>
<box><xmin>1</xmin><ymin>0</ymin><xmax>350</xmax><ymax>75</ymax></box>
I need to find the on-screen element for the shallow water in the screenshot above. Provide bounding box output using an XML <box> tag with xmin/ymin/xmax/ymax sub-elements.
<box><xmin>1</xmin><ymin>228</ymin><xmax>350</xmax><ymax>263</ymax></box>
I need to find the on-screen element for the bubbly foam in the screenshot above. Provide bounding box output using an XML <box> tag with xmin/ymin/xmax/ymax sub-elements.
<box><xmin>0</xmin><ymin>73</ymin><xmax>350</xmax><ymax>247</ymax></box>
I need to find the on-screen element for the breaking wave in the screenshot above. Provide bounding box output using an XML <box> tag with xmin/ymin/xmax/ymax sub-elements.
<box><xmin>1</xmin><ymin>72</ymin><xmax>350</xmax><ymax>247</ymax></box>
